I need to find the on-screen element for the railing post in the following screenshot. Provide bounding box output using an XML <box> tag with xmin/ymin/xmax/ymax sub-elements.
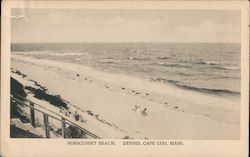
<box><xmin>81</xmin><ymin>130</ymin><xmax>87</xmax><ymax>139</ymax></box>
<box><xmin>30</xmin><ymin>102</ymin><xmax>35</xmax><ymax>127</ymax></box>
<box><xmin>43</xmin><ymin>113</ymin><xmax>50</xmax><ymax>138</ymax></box>
<box><xmin>61</xmin><ymin>117</ymin><xmax>66</xmax><ymax>138</ymax></box>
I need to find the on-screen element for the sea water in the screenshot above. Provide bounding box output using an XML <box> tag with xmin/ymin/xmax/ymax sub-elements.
<box><xmin>11</xmin><ymin>42</ymin><xmax>241</xmax><ymax>97</ymax></box>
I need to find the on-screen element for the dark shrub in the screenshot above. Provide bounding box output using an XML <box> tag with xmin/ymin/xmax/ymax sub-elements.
<box><xmin>11</xmin><ymin>77</ymin><xmax>27</xmax><ymax>98</ymax></box>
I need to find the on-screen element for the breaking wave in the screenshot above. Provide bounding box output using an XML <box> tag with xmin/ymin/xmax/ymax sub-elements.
<box><xmin>156</xmin><ymin>62</ymin><xmax>191</xmax><ymax>68</ymax></box>
<box><xmin>153</xmin><ymin>78</ymin><xmax>240</xmax><ymax>95</ymax></box>
<box><xmin>196</xmin><ymin>61</ymin><xmax>222</xmax><ymax>66</ymax></box>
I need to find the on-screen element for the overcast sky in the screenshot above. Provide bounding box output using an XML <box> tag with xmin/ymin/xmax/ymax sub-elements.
<box><xmin>11</xmin><ymin>9</ymin><xmax>241</xmax><ymax>43</ymax></box>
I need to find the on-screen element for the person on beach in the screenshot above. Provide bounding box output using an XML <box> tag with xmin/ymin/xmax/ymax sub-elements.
<box><xmin>141</xmin><ymin>108</ymin><xmax>148</xmax><ymax>116</ymax></box>
<box><xmin>73</xmin><ymin>111</ymin><xmax>80</xmax><ymax>121</ymax></box>
<box><xmin>132</xmin><ymin>105</ymin><xmax>140</xmax><ymax>111</ymax></box>
<box><xmin>60</xmin><ymin>108</ymin><xmax>69</xmax><ymax>117</ymax></box>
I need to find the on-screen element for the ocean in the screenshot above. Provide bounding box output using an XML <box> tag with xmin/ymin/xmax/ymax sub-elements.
<box><xmin>11</xmin><ymin>42</ymin><xmax>241</xmax><ymax>97</ymax></box>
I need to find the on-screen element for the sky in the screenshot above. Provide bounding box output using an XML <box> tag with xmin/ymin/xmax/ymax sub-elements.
<box><xmin>11</xmin><ymin>9</ymin><xmax>241</xmax><ymax>43</ymax></box>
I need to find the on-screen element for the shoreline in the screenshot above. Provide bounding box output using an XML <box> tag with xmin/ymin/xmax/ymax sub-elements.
<box><xmin>11</xmin><ymin>54</ymin><xmax>240</xmax><ymax>139</ymax></box>
<box><xmin>13</xmin><ymin>51</ymin><xmax>241</xmax><ymax>98</ymax></box>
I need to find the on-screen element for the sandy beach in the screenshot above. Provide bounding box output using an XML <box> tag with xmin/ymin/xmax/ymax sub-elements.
<box><xmin>11</xmin><ymin>54</ymin><xmax>240</xmax><ymax>139</ymax></box>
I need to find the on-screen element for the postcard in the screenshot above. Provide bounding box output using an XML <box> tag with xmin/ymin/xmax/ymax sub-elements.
<box><xmin>1</xmin><ymin>1</ymin><xmax>249</xmax><ymax>156</ymax></box>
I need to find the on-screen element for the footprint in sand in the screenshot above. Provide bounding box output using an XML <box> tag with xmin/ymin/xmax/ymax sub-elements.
<box><xmin>105</xmin><ymin>85</ymin><xmax>110</xmax><ymax>89</ymax></box>
<box><xmin>173</xmin><ymin>106</ymin><xmax>178</xmax><ymax>109</ymax></box>
<box><xmin>164</xmin><ymin>102</ymin><xmax>168</xmax><ymax>107</ymax></box>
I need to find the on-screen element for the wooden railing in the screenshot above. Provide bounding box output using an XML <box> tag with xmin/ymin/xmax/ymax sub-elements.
<box><xmin>11</xmin><ymin>94</ymin><xmax>101</xmax><ymax>139</ymax></box>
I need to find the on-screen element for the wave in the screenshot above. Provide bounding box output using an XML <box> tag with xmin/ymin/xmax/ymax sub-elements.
<box><xmin>176</xmin><ymin>72</ymin><xmax>193</xmax><ymax>76</ymax></box>
<box><xmin>128</xmin><ymin>56</ymin><xmax>150</xmax><ymax>61</ymax></box>
<box><xmin>100</xmin><ymin>61</ymin><xmax>115</xmax><ymax>64</ymax></box>
<box><xmin>157</xmin><ymin>56</ymin><xmax>171</xmax><ymax>60</ymax></box>
<box><xmin>214</xmin><ymin>66</ymin><xmax>240</xmax><ymax>71</ymax></box>
<box><xmin>99</xmin><ymin>58</ymin><xmax>121</xmax><ymax>64</ymax></box>
<box><xmin>176</xmin><ymin>84</ymin><xmax>240</xmax><ymax>95</ymax></box>
<box><xmin>152</xmin><ymin>78</ymin><xmax>240</xmax><ymax>96</ymax></box>
<box><xmin>196</xmin><ymin>60</ymin><xmax>240</xmax><ymax>71</ymax></box>
<box><xmin>196</xmin><ymin>61</ymin><xmax>222</xmax><ymax>66</ymax></box>
<box><xmin>156</xmin><ymin>62</ymin><xmax>191</xmax><ymax>68</ymax></box>
<box><xmin>50</xmin><ymin>52</ymin><xmax>89</xmax><ymax>56</ymax></box>
<box><xmin>99</xmin><ymin>60</ymin><xmax>115</xmax><ymax>64</ymax></box>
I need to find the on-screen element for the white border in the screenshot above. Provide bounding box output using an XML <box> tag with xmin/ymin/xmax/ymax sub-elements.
<box><xmin>1</xmin><ymin>1</ymin><xmax>249</xmax><ymax>157</ymax></box>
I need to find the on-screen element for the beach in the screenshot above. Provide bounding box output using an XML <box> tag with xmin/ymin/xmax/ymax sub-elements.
<box><xmin>10</xmin><ymin>54</ymin><xmax>240</xmax><ymax>139</ymax></box>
